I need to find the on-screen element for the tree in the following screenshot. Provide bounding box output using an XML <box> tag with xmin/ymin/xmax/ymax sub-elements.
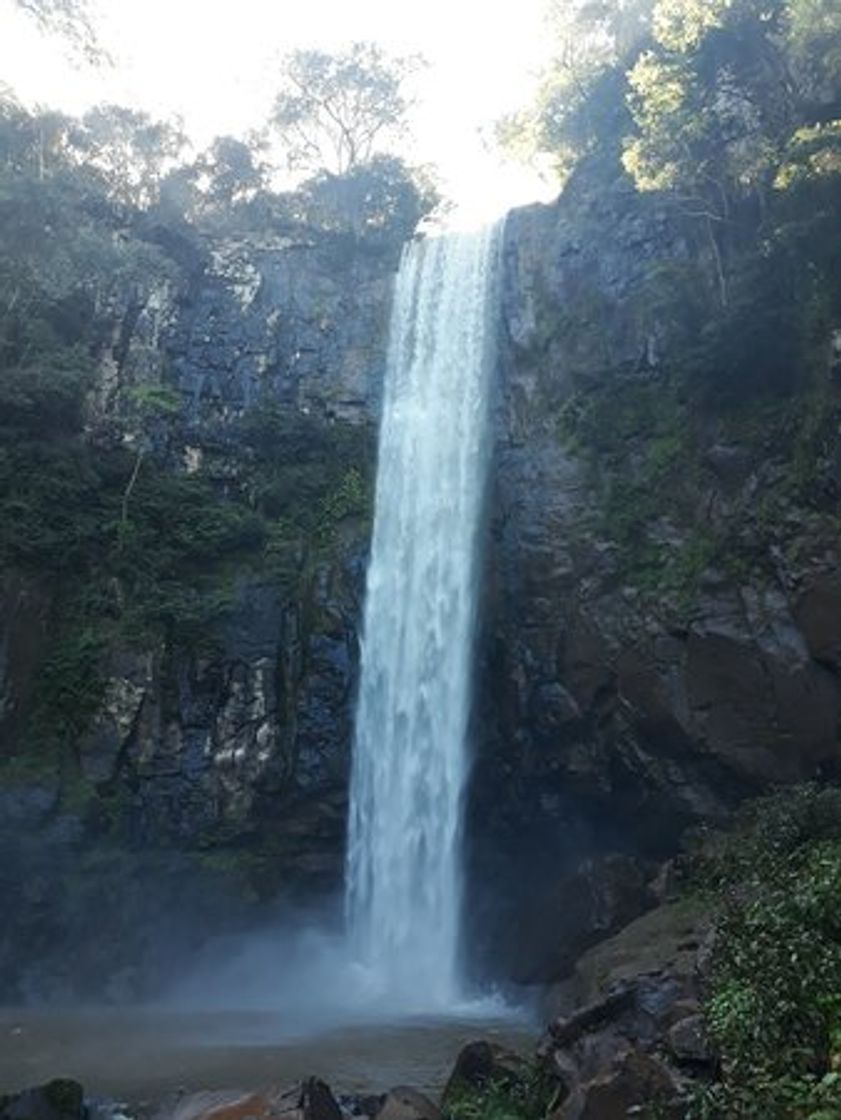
<box><xmin>786</xmin><ymin>0</ymin><xmax>841</xmax><ymax>123</ymax></box>
<box><xmin>118</xmin><ymin>384</ymin><xmax>181</xmax><ymax>529</ymax></box>
<box><xmin>72</xmin><ymin>105</ymin><xmax>187</xmax><ymax>208</ymax></box>
<box><xmin>620</xmin><ymin>1</ymin><xmax>793</xmax><ymax>307</ymax></box>
<box><xmin>196</xmin><ymin>135</ymin><xmax>267</xmax><ymax>209</ymax></box>
<box><xmin>14</xmin><ymin>0</ymin><xmax>107</xmax><ymax>64</ymax></box>
<box><xmin>269</xmin><ymin>42</ymin><xmax>419</xmax><ymax>176</ymax></box>
<box><xmin>0</xmin><ymin>98</ymin><xmax>74</xmax><ymax>180</ymax></box>
<box><xmin>298</xmin><ymin>155</ymin><xmax>440</xmax><ymax>240</ymax></box>
<box><xmin>496</xmin><ymin>0</ymin><xmax>653</xmax><ymax>180</ymax></box>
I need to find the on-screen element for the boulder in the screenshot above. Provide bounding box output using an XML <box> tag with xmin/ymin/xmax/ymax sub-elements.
<box><xmin>156</xmin><ymin>1081</ymin><xmax>341</xmax><ymax>1120</ymax></box>
<box><xmin>510</xmin><ymin>854</ymin><xmax>654</xmax><ymax>983</ymax></box>
<box><xmin>546</xmin><ymin>986</ymin><xmax>636</xmax><ymax>1049</ymax></box>
<box><xmin>0</xmin><ymin>1081</ymin><xmax>85</xmax><ymax>1120</ymax></box>
<box><xmin>375</xmin><ymin>1087</ymin><xmax>440</xmax><ymax>1120</ymax></box>
<box><xmin>667</xmin><ymin>1014</ymin><xmax>714</xmax><ymax>1068</ymax></box>
<box><xmin>553</xmin><ymin>1048</ymin><xmax>679</xmax><ymax>1120</ymax></box>
<box><xmin>443</xmin><ymin>1041</ymin><xmax>530</xmax><ymax>1102</ymax></box>
<box><xmin>536</xmin><ymin>898</ymin><xmax>713</xmax><ymax>1118</ymax></box>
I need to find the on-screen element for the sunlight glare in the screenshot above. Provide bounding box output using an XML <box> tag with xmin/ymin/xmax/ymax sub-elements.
<box><xmin>0</xmin><ymin>0</ymin><xmax>556</xmax><ymax>215</ymax></box>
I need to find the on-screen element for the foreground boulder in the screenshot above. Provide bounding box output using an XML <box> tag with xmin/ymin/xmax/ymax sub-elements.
<box><xmin>374</xmin><ymin>1087</ymin><xmax>440</xmax><ymax>1120</ymax></box>
<box><xmin>156</xmin><ymin>1080</ymin><xmax>342</xmax><ymax>1120</ymax></box>
<box><xmin>555</xmin><ymin>1048</ymin><xmax>679</xmax><ymax>1120</ymax></box>
<box><xmin>0</xmin><ymin>1081</ymin><xmax>85</xmax><ymax>1120</ymax></box>
<box><xmin>536</xmin><ymin>899</ymin><xmax>716</xmax><ymax>1118</ymax></box>
<box><xmin>443</xmin><ymin>1040</ymin><xmax>532</xmax><ymax>1103</ymax></box>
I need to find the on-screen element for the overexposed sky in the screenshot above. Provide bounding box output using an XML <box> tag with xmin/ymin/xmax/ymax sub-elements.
<box><xmin>0</xmin><ymin>0</ymin><xmax>556</xmax><ymax>218</ymax></box>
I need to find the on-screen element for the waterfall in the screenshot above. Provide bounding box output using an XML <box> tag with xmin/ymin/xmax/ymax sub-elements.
<box><xmin>345</xmin><ymin>221</ymin><xmax>503</xmax><ymax>1008</ymax></box>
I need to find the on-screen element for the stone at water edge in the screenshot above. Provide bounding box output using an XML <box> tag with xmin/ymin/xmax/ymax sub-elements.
<box><xmin>0</xmin><ymin>1080</ymin><xmax>85</xmax><ymax>1120</ymax></box>
<box><xmin>442</xmin><ymin>1041</ymin><xmax>531</xmax><ymax>1104</ymax></box>
<box><xmin>552</xmin><ymin>1048</ymin><xmax>681</xmax><ymax>1120</ymax></box>
<box><xmin>152</xmin><ymin>1079</ymin><xmax>342</xmax><ymax>1120</ymax></box>
<box><xmin>375</xmin><ymin>1087</ymin><xmax>440</xmax><ymax>1120</ymax></box>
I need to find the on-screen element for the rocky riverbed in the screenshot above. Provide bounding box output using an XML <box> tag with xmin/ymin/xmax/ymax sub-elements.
<box><xmin>0</xmin><ymin>1011</ymin><xmax>535</xmax><ymax>1108</ymax></box>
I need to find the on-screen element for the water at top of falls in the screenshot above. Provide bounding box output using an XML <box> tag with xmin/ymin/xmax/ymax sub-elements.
<box><xmin>345</xmin><ymin>219</ymin><xmax>504</xmax><ymax>1012</ymax></box>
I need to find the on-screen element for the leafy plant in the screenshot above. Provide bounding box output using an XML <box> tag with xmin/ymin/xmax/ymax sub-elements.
<box><xmin>688</xmin><ymin>787</ymin><xmax>841</xmax><ymax>1117</ymax></box>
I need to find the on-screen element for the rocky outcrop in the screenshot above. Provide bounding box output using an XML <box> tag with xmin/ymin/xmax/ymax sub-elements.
<box><xmin>163</xmin><ymin>232</ymin><xmax>393</xmax><ymax>428</ymax></box>
<box><xmin>4</xmin><ymin>158</ymin><xmax>841</xmax><ymax>1003</ymax></box>
<box><xmin>469</xmin><ymin>170</ymin><xmax>841</xmax><ymax>984</ymax></box>
<box><xmin>375</xmin><ymin>1088</ymin><xmax>441</xmax><ymax>1120</ymax></box>
<box><xmin>0</xmin><ymin>1080</ymin><xmax>85</xmax><ymax>1120</ymax></box>
<box><xmin>537</xmin><ymin>899</ymin><xmax>714</xmax><ymax>1117</ymax></box>
<box><xmin>0</xmin><ymin>225</ymin><xmax>395</xmax><ymax>1000</ymax></box>
<box><xmin>156</xmin><ymin>1081</ymin><xmax>344</xmax><ymax>1120</ymax></box>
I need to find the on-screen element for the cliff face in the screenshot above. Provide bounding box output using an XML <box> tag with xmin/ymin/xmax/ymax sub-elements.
<box><xmin>3</xmin><ymin>172</ymin><xmax>841</xmax><ymax>1001</ymax></box>
<box><xmin>0</xmin><ymin>225</ymin><xmax>394</xmax><ymax>1000</ymax></box>
<box><xmin>468</xmin><ymin>171</ymin><xmax>841</xmax><ymax>984</ymax></box>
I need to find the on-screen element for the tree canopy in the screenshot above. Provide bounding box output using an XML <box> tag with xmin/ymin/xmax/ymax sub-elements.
<box><xmin>501</xmin><ymin>0</ymin><xmax>841</xmax><ymax>197</ymax></box>
<box><xmin>268</xmin><ymin>42</ymin><xmax>420</xmax><ymax>176</ymax></box>
<box><xmin>13</xmin><ymin>0</ymin><xmax>107</xmax><ymax>63</ymax></box>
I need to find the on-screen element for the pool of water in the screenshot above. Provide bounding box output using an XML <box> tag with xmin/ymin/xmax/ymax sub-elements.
<box><xmin>0</xmin><ymin>1007</ymin><xmax>537</xmax><ymax>1106</ymax></box>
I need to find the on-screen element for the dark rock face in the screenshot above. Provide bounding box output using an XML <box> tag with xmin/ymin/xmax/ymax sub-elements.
<box><xmin>469</xmin><ymin>180</ymin><xmax>841</xmax><ymax>984</ymax></box>
<box><xmin>163</xmin><ymin>234</ymin><xmax>393</xmax><ymax>427</ymax></box>
<box><xmin>150</xmin><ymin>1080</ymin><xmax>343</xmax><ymax>1120</ymax></box>
<box><xmin>375</xmin><ymin>1088</ymin><xmax>441</xmax><ymax>1120</ymax></box>
<box><xmin>536</xmin><ymin>899</ymin><xmax>714</xmax><ymax>1118</ymax></box>
<box><xmin>3</xmin><ymin>170</ymin><xmax>841</xmax><ymax>1002</ymax></box>
<box><xmin>442</xmin><ymin>1041</ymin><xmax>532</xmax><ymax>1105</ymax></box>
<box><xmin>0</xmin><ymin>229</ymin><xmax>394</xmax><ymax>1001</ymax></box>
<box><xmin>0</xmin><ymin>1080</ymin><xmax>85</xmax><ymax>1120</ymax></box>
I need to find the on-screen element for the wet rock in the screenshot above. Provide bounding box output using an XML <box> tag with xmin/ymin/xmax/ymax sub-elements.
<box><xmin>667</xmin><ymin>1012</ymin><xmax>712</xmax><ymax>1070</ymax></box>
<box><xmin>157</xmin><ymin>1081</ymin><xmax>341</xmax><ymax>1120</ymax></box>
<box><xmin>537</xmin><ymin>898</ymin><xmax>712</xmax><ymax>1119</ymax></box>
<box><xmin>300</xmin><ymin>1079</ymin><xmax>344</xmax><ymax>1120</ymax></box>
<box><xmin>508</xmin><ymin>854</ymin><xmax>653</xmax><ymax>983</ymax></box>
<box><xmin>794</xmin><ymin>573</ymin><xmax>841</xmax><ymax>670</ymax></box>
<box><xmin>443</xmin><ymin>1041</ymin><xmax>530</xmax><ymax>1102</ymax></box>
<box><xmin>375</xmin><ymin>1087</ymin><xmax>440</xmax><ymax>1120</ymax></box>
<box><xmin>157</xmin><ymin>1089</ymin><xmax>285</xmax><ymax>1120</ymax></box>
<box><xmin>667</xmin><ymin>1013</ymin><xmax>713</xmax><ymax>1068</ymax></box>
<box><xmin>553</xmin><ymin>1048</ymin><xmax>679</xmax><ymax>1120</ymax></box>
<box><xmin>565</xmin><ymin>900</ymin><xmax>711</xmax><ymax>1010</ymax></box>
<box><xmin>0</xmin><ymin>573</ymin><xmax>52</xmax><ymax>751</ymax></box>
<box><xmin>546</xmin><ymin>986</ymin><xmax>636</xmax><ymax>1049</ymax></box>
<box><xmin>79</xmin><ymin>651</ymin><xmax>154</xmax><ymax>784</ymax></box>
<box><xmin>469</xmin><ymin>174</ymin><xmax>841</xmax><ymax>988</ymax></box>
<box><xmin>0</xmin><ymin>1080</ymin><xmax>85</xmax><ymax>1120</ymax></box>
<box><xmin>337</xmin><ymin>1095</ymin><xmax>384</xmax><ymax>1119</ymax></box>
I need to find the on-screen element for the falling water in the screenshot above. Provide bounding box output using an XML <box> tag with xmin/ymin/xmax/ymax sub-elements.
<box><xmin>346</xmin><ymin>222</ymin><xmax>503</xmax><ymax>1008</ymax></box>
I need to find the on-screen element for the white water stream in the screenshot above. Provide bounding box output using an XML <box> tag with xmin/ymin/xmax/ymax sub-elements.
<box><xmin>346</xmin><ymin>222</ymin><xmax>503</xmax><ymax>1008</ymax></box>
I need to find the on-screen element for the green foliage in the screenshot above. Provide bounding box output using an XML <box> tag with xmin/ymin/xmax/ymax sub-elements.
<box><xmin>0</xmin><ymin>366</ymin><xmax>372</xmax><ymax>742</ymax></box>
<box><xmin>0</xmin><ymin>353</ymin><xmax>94</xmax><ymax>437</ymax></box>
<box><xmin>299</xmin><ymin>155</ymin><xmax>441</xmax><ymax>241</ymax></box>
<box><xmin>236</xmin><ymin>402</ymin><xmax>374</xmax><ymax>545</ymax></box>
<box><xmin>269</xmin><ymin>42</ymin><xmax>420</xmax><ymax>176</ymax></box>
<box><xmin>623</xmin><ymin>0</ymin><xmax>793</xmax><ymax>220</ymax></box>
<box><xmin>0</xmin><ymin>88</ymin><xmax>383</xmax><ymax>755</ymax></box>
<box><xmin>496</xmin><ymin>0</ymin><xmax>651</xmax><ymax>180</ymax></box>
<box><xmin>689</xmin><ymin>787</ymin><xmax>841</xmax><ymax>1118</ymax></box>
<box><xmin>558</xmin><ymin>374</ymin><xmax>718</xmax><ymax>603</ymax></box>
<box><xmin>445</xmin><ymin>1070</ymin><xmax>555</xmax><ymax>1120</ymax></box>
<box><xmin>34</xmin><ymin>627</ymin><xmax>107</xmax><ymax>742</ymax></box>
<box><xmin>74</xmin><ymin>104</ymin><xmax>187</xmax><ymax>209</ymax></box>
<box><xmin>501</xmin><ymin>0</ymin><xmax>841</xmax><ymax>370</ymax></box>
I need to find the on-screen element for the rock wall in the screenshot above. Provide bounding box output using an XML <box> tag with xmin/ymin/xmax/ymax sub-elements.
<box><xmin>0</xmin><ymin>225</ymin><xmax>396</xmax><ymax>1000</ymax></box>
<box><xmin>468</xmin><ymin>170</ymin><xmax>841</xmax><ymax>985</ymax></box>
<box><xmin>3</xmin><ymin>173</ymin><xmax>841</xmax><ymax>1001</ymax></box>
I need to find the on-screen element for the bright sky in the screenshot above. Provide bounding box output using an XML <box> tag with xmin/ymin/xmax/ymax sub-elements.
<box><xmin>0</xmin><ymin>0</ymin><xmax>557</xmax><ymax>220</ymax></box>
